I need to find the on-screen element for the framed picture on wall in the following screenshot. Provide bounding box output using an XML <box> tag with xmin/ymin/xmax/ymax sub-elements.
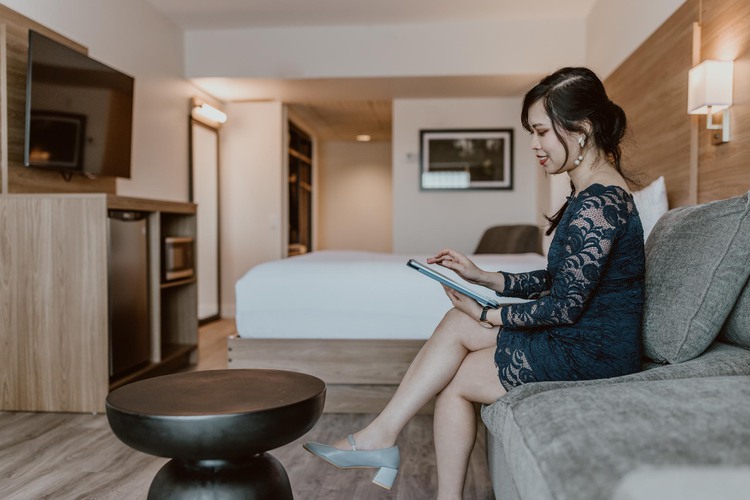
<box><xmin>419</xmin><ymin>129</ymin><xmax>513</xmax><ymax>190</ymax></box>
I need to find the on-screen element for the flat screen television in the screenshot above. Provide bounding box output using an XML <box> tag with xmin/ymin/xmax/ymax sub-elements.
<box><xmin>24</xmin><ymin>30</ymin><xmax>134</xmax><ymax>178</ymax></box>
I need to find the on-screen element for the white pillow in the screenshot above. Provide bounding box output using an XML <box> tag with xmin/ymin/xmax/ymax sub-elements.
<box><xmin>632</xmin><ymin>176</ymin><xmax>668</xmax><ymax>242</ymax></box>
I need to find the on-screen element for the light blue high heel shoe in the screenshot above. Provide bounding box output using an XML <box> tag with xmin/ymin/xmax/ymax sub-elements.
<box><xmin>303</xmin><ymin>434</ymin><xmax>400</xmax><ymax>490</ymax></box>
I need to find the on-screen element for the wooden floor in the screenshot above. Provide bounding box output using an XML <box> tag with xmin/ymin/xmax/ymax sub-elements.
<box><xmin>0</xmin><ymin>319</ymin><xmax>493</xmax><ymax>499</ymax></box>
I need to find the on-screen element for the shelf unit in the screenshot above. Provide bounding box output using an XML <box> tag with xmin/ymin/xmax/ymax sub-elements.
<box><xmin>288</xmin><ymin>122</ymin><xmax>313</xmax><ymax>256</ymax></box>
<box><xmin>0</xmin><ymin>193</ymin><xmax>198</xmax><ymax>412</ymax></box>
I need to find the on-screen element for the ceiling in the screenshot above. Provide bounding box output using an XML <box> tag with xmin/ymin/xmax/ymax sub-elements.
<box><xmin>195</xmin><ymin>74</ymin><xmax>542</xmax><ymax>141</ymax></box>
<box><xmin>145</xmin><ymin>0</ymin><xmax>598</xmax><ymax>29</ymax></box>
<box><xmin>144</xmin><ymin>0</ymin><xmax>600</xmax><ymax>141</ymax></box>
<box><xmin>289</xmin><ymin>100</ymin><xmax>392</xmax><ymax>142</ymax></box>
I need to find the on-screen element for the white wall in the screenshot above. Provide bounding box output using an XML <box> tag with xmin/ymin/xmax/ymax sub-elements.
<box><xmin>185</xmin><ymin>19</ymin><xmax>586</xmax><ymax>79</ymax></box>
<box><xmin>586</xmin><ymin>0</ymin><xmax>686</xmax><ymax>79</ymax></box>
<box><xmin>3</xmin><ymin>0</ymin><xmax>215</xmax><ymax>201</ymax></box>
<box><xmin>318</xmin><ymin>141</ymin><xmax>392</xmax><ymax>252</ymax></box>
<box><xmin>220</xmin><ymin>101</ymin><xmax>285</xmax><ymax>316</ymax></box>
<box><xmin>392</xmin><ymin>98</ymin><xmax>537</xmax><ymax>255</ymax></box>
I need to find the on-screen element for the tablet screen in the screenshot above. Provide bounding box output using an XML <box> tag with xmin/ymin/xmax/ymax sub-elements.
<box><xmin>407</xmin><ymin>259</ymin><xmax>499</xmax><ymax>308</ymax></box>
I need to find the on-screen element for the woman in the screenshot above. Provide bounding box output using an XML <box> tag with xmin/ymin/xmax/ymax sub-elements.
<box><xmin>304</xmin><ymin>67</ymin><xmax>645</xmax><ymax>498</ymax></box>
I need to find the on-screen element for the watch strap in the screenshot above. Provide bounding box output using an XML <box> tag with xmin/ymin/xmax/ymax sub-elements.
<box><xmin>480</xmin><ymin>305</ymin><xmax>490</xmax><ymax>322</ymax></box>
<box><xmin>479</xmin><ymin>305</ymin><xmax>495</xmax><ymax>328</ymax></box>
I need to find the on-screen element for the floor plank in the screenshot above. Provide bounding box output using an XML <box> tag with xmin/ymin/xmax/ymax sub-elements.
<box><xmin>0</xmin><ymin>319</ymin><xmax>493</xmax><ymax>499</ymax></box>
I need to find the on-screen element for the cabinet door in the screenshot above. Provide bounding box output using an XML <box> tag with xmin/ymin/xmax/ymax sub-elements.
<box><xmin>190</xmin><ymin>120</ymin><xmax>220</xmax><ymax>321</ymax></box>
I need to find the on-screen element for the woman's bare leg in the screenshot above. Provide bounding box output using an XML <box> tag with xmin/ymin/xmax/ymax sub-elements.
<box><xmin>333</xmin><ymin>308</ymin><xmax>498</xmax><ymax>450</ymax></box>
<box><xmin>434</xmin><ymin>346</ymin><xmax>506</xmax><ymax>499</ymax></box>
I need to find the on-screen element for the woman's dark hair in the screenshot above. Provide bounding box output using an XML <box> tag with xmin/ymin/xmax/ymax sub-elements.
<box><xmin>521</xmin><ymin>67</ymin><xmax>629</xmax><ymax>235</ymax></box>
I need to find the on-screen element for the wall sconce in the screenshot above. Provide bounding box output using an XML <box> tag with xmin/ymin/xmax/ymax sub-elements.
<box><xmin>191</xmin><ymin>99</ymin><xmax>227</xmax><ymax>125</ymax></box>
<box><xmin>687</xmin><ymin>59</ymin><xmax>733</xmax><ymax>144</ymax></box>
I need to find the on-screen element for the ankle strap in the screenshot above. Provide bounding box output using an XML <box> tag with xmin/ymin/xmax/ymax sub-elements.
<box><xmin>346</xmin><ymin>434</ymin><xmax>358</xmax><ymax>451</ymax></box>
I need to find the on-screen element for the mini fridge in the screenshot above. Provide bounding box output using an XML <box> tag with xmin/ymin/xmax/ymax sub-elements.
<box><xmin>108</xmin><ymin>210</ymin><xmax>150</xmax><ymax>379</ymax></box>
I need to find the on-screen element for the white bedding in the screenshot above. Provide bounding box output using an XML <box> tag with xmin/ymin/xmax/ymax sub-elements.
<box><xmin>235</xmin><ymin>250</ymin><xmax>547</xmax><ymax>340</ymax></box>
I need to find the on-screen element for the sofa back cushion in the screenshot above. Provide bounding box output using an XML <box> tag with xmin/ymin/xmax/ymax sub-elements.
<box><xmin>642</xmin><ymin>191</ymin><xmax>750</xmax><ymax>363</ymax></box>
<box><xmin>719</xmin><ymin>277</ymin><xmax>750</xmax><ymax>349</ymax></box>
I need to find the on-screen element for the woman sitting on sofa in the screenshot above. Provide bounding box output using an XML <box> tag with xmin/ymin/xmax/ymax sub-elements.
<box><xmin>304</xmin><ymin>67</ymin><xmax>646</xmax><ymax>498</ymax></box>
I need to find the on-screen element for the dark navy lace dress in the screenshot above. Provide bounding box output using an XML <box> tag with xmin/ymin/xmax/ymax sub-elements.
<box><xmin>494</xmin><ymin>184</ymin><xmax>645</xmax><ymax>391</ymax></box>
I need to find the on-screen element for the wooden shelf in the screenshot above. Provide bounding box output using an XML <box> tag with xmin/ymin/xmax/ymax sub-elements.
<box><xmin>289</xmin><ymin>148</ymin><xmax>312</xmax><ymax>164</ymax></box>
<box><xmin>161</xmin><ymin>343</ymin><xmax>196</xmax><ymax>362</ymax></box>
<box><xmin>288</xmin><ymin>122</ymin><xmax>313</xmax><ymax>255</ymax></box>
<box><xmin>107</xmin><ymin>195</ymin><xmax>196</xmax><ymax>214</ymax></box>
<box><xmin>109</xmin><ymin>362</ymin><xmax>160</xmax><ymax>391</ymax></box>
<box><xmin>161</xmin><ymin>277</ymin><xmax>197</xmax><ymax>289</ymax></box>
<box><xmin>109</xmin><ymin>344</ymin><xmax>196</xmax><ymax>391</ymax></box>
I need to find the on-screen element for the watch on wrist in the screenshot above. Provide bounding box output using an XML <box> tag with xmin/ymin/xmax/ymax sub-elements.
<box><xmin>479</xmin><ymin>305</ymin><xmax>494</xmax><ymax>329</ymax></box>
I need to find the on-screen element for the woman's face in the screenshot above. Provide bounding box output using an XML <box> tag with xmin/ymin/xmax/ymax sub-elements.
<box><xmin>527</xmin><ymin>100</ymin><xmax>580</xmax><ymax>175</ymax></box>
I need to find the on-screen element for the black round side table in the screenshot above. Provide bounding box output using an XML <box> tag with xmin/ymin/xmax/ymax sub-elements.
<box><xmin>106</xmin><ymin>369</ymin><xmax>326</xmax><ymax>499</ymax></box>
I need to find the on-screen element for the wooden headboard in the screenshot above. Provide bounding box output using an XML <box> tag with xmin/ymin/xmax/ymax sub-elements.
<box><xmin>605</xmin><ymin>0</ymin><xmax>750</xmax><ymax>207</ymax></box>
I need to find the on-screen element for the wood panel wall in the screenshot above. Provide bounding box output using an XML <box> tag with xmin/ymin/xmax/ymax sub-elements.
<box><xmin>0</xmin><ymin>195</ymin><xmax>109</xmax><ymax>412</ymax></box>
<box><xmin>697</xmin><ymin>0</ymin><xmax>750</xmax><ymax>203</ymax></box>
<box><xmin>605</xmin><ymin>0</ymin><xmax>750</xmax><ymax>206</ymax></box>
<box><xmin>0</xmin><ymin>5</ymin><xmax>116</xmax><ymax>194</ymax></box>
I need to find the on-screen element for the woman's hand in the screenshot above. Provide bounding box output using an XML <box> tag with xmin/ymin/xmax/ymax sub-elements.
<box><xmin>442</xmin><ymin>285</ymin><xmax>483</xmax><ymax>321</ymax></box>
<box><xmin>427</xmin><ymin>249</ymin><xmax>485</xmax><ymax>285</ymax></box>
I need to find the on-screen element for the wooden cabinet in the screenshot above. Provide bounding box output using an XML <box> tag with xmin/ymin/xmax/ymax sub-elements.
<box><xmin>0</xmin><ymin>194</ymin><xmax>197</xmax><ymax>413</ymax></box>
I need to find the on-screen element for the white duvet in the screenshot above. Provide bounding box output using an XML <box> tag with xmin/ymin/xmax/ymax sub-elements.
<box><xmin>235</xmin><ymin>250</ymin><xmax>547</xmax><ymax>340</ymax></box>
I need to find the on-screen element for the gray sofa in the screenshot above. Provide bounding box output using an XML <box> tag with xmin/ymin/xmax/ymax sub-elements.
<box><xmin>481</xmin><ymin>191</ymin><xmax>750</xmax><ymax>500</ymax></box>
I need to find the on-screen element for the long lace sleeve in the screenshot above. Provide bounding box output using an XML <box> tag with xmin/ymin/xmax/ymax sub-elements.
<box><xmin>499</xmin><ymin>192</ymin><xmax>627</xmax><ymax>327</ymax></box>
<box><xmin>497</xmin><ymin>269</ymin><xmax>551</xmax><ymax>299</ymax></box>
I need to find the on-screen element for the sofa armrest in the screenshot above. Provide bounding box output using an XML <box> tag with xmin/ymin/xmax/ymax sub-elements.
<box><xmin>611</xmin><ymin>466</ymin><xmax>750</xmax><ymax>500</ymax></box>
<box><xmin>482</xmin><ymin>341</ymin><xmax>750</xmax><ymax>438</ymax></box>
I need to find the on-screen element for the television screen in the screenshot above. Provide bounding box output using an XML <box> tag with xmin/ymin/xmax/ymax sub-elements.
<box><xmin>24</xmin><ymin>31</ymin><xmax>134</xmax><ymax>178</ymax></box>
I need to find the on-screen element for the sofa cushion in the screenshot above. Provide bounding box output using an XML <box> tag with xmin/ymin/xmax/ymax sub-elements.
<box><xmin>642</xmin><ymin>191</ymin><xmax>750</xmax><ymax>363</ymax></box>
<box><xmin>482</xmin><ymin>342</ymin><xmax>750</xmax><ymax>439</ymax></box>
<box><xmin>719</xmin><ymin>277</ymin><xmax>750</xmax><ymax>349</ymax></box>
<box><xmin>499</xmin><ymin>376</ymin><xmax>750</xmax><ymax>500</ymax></box>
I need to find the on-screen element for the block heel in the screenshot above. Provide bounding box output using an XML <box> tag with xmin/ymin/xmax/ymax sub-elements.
<box><xmin>372</xmin><ymin>466</ymin><xmax>398</xmax><ymax>490</ymax></box>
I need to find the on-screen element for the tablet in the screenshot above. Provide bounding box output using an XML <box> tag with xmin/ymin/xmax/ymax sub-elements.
<box><xmin>407</xmin><ymin>259</ymin><xmax>500</xmax><ymax>309</ymax></box>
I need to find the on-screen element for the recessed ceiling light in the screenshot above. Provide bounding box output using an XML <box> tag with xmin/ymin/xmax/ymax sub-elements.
<box><xmin>356</xmin><ymin>134</ymin><xmax>372</xmax><ymax>142</ymax></box>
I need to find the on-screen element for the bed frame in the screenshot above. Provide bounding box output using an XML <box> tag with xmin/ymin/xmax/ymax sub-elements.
<box><xmin>228</xmin><ymin>336</ymin><xmax>434</xmax><ymax>413</ymax></box>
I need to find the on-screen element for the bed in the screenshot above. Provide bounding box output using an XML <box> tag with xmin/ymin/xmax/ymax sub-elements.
<box><xmin>229</xmin><ymin>250</ymin><xmax>547</xmax><ymax>413</ymax></box>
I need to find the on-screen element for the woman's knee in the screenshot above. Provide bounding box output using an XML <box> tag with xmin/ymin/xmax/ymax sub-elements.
<box><xmin>434</xmin><ymin>308</ymin><xmax>474</xmax><ymax>339</ymax></box>
<box><xmin>437</xmin><ymin>358</ymin><xmax>470</xmax><ymax>401</ymax></box>
<box><xmin>435</xmin><ymin>383</ymin><xmax>455</xmax><ymax>405</ymax></box>
<box><xmin>438</xmin><ymin>347</ymin><xmax>504</xmax><ymax>404</ymax></box>
<box><xmin>433</xmin><ymin>308</ymin><xmax>494</xmax><ymax>351</ymax></box>
<box><xmin>436</xmin><ymin>375</ymin><xmax>468</xmax><ymax>404</ymax></box>
<box><xmin>442</xmin><ymin>307</ymin><xmax>465</xmax><ymax>324</ymax></box>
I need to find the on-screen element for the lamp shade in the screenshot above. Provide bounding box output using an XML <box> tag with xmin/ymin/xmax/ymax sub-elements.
<box><xmin>687</xmin><ymin>60</ymin><xmax>733</xmax><ymax>114</ymax></box>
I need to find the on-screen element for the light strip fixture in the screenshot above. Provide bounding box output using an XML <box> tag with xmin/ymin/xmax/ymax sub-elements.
<box><xmin>192</xmin><ymin>100</ymin><xmax>228</xmax><ymax>125</ymax></box>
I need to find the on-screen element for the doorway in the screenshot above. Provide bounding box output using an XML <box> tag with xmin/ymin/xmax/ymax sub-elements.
<box><xmin>288</xmin><ymin>122</ymin><xmax>313</xmax><ymax>256</ymax></box>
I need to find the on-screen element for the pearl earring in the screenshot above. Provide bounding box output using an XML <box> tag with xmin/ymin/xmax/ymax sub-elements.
<box><xmin>574</xmin><ymin>136</ymin><xmax>586</xmax><ymax>165</ymax></box>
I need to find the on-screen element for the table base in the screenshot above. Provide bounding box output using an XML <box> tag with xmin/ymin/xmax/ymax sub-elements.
<box><xmin>147</xmin><ymin>453</ymin><xmax>293</xmax><ymax>500</ymax></box>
